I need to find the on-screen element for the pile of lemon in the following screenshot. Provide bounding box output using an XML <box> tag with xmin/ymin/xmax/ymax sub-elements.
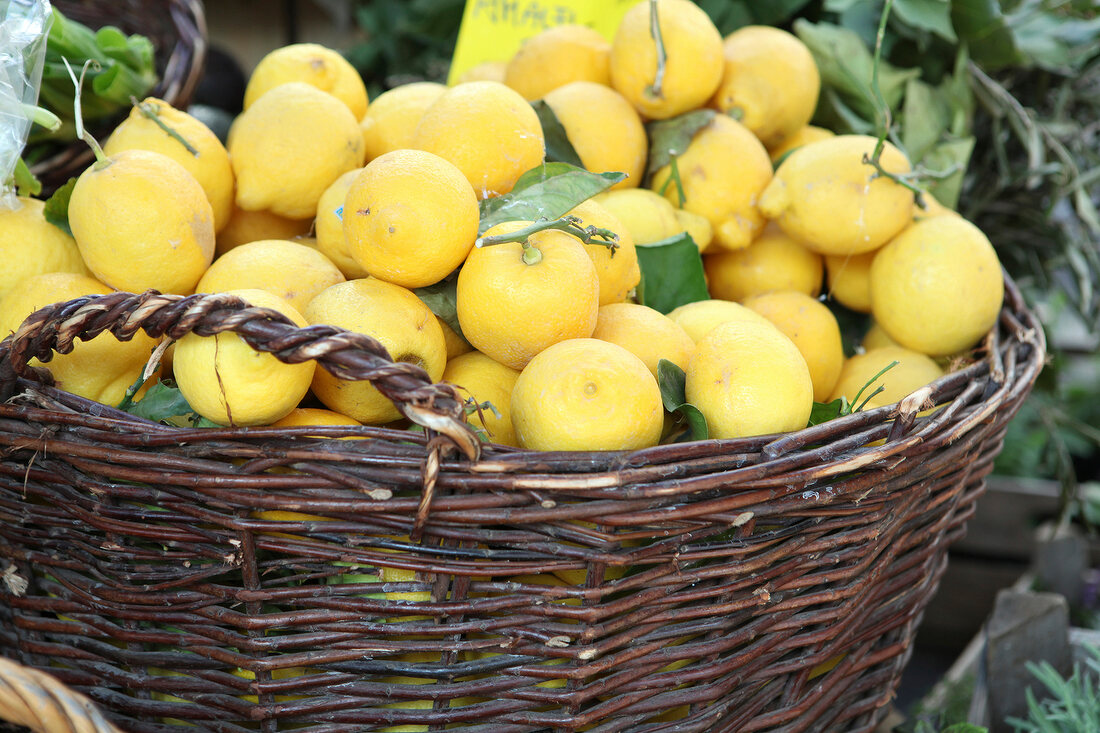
<box><xmin>1</xmin><ymin>0</ymin><xmax>1005</xmax><ymax>452</ymax></box>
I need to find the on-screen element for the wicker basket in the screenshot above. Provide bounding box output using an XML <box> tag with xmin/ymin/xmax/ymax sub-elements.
<box><xmin>0</xmin><ymin>655</ymin><xmax>120</xmax><ymax>732</ymax></box>
<box><xmin>28</xmin><ymin>0</ymin><xmax>207</xmax><ymax>196</ymax></box>
<box><xmin>0</xmin><ymin>277</ymin><xmax>1044</xmax><ymax>732</ymax></box>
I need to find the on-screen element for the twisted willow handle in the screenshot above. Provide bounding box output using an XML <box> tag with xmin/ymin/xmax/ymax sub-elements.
<box><xmin>0</xmin><ymin>656</ymin><xmax>121</xmax><ymax>733</ymax></box>
<box><xmin>0</xmin><ymin>290</ymin><xmax>480</xmax><ymax>461</ymax></box>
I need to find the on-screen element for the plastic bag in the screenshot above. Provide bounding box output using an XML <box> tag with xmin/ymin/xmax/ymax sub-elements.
<box><xmin>0</xmin><ymin>0</ymin><xmax>51</xmax><ymax>209</ymax></box>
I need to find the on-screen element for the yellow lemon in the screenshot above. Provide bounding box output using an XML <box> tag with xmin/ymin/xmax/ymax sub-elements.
<box><xmin>566</xmin><ymin>198</ymin><xmax>640</xmax><ymax>305</ymax></box>
<box><xmin>68</xmin><ymin>148</ymin><xmax>214</xmax><ymax>294</ymax></box>
<box><xmin>215</xmin><ymin>205</ymin><xmax>313</xmax><ymax>258</ymax></box>
<box><xmin>675</xmin><ymin>208</ymin><xmax>714</xmax><ymax>252</ymax></box>
<box><xmin>768</xmin><ymin>124</ymin><xmax>835</xmax><ymax>164</ymax></box>
<box><xmin>314</xmin><ymin>167</ymin><xmax>369</xmax><ymax>279</ymax></box>
<box><xmin>591</xmin><ymin>302</ymin><xmax>695</xmax><ymax>378</ymax></box>
<box><xmin>244</xmin><ymin>43</ymin><xmax>369</xmax><ymax>120</ymax></box>
<box><xmin>173</xmin><ymin>288</ymin><xmax>315</xmax><ymax>426</ymax></box>
<box><xmin>104</xmin><ymin>97</ymin><xmax>235</xmax><ymax>232</ymax></box>
<box><xmin>453</xmin><ymin>61</ymin><xmax>506</xmax><ymax>85</ymax></box>
<box><xmin>457</xmin><ymin>223</ymin><xmax>599</xmax><ymax>371</ymax></box>
<box><xmin>703</xmin><ymin>222</ymin><xmax>823</xmax><ymax>301</ymax></box>
<box><xmin>667</xmin><ymin>298</ymin><xmax>774</xmax><ymax>343</ymax></box>
<box><xmin>359</xmin><ymin>82</ymin><xmax>446</xmax><ymax>162</ymax></box>
<box><xmin>862</xmin><ymin>321</ymin><xmax>902</xmax><ymax>351</ymax></box>
<box><xmin>759</xmin><ymin>134</ymin><xmax>915</xmax><ymax>256</ymax></box>
<box><xmin>438</xmin><ymin>317</ymin><xmax>473</xmax><ymax>360</ymax></box>
<box><xmin>0</xmin><ymin>273</ymin><xmax>161</xmax><ymax>406</ymax></box>
<box><xmin>542</xmin><ymin>81</ymin><xmax>646</xmax><ymax>190</ymax></box>
<box><xmin>195</xmin><ymin>239</ymin><xmax>345</xmax><ymax>313</ymax></box>
<box><xmin>230</xmin><ymin>82</ymin><xmax>364</xmax><ymax>220</ymax></box>
<box><xmin>272</xmin><ymin>407</ymin><xmax>362</xmax><ymax>430</ymax></box>
<box><xmin>305</xmin><ymin>278</ymin><xmax>446</xmax><ymax>424</ymax></box>
<box><xmin>512</xmin><ymin>338</ymin><xmax>663</xmax><ymax>451</ymax></box>
<box><xmin>824</xmin><ymin>250</ymin><xmax>878</xmax><ymax>313</ymax></box>
<box><xmin>650</xmin><ymin>114</ymin><xmax>773</xmax><ymax>251</ymax></box>
<box><xmin>413</xmin><ymin>81</ymin><xmax>545</xmax><ymax>199</ymax></box>
<box><xmin>591</xmin><ymin>188</ymin><xmax>682</xmax><ymax>245</ymax></box>
<box><xmin>743</xmin><ymin>290</ymin><xmax>844</xmax><ymax>402</ymax></box>
<box><xmin>870</xmin><ymin>216</ymin><xmax>1004</xmax><ymax>357</ymax></box>
<box><xmin>709</xmin><ymin>26</ymin><xmax>820</xmax><ymax>147</ymax></box>
<box><xmin>0</xmin><ymin>197</ymin><xmax>86</xmax><ymax>299</ymax></box>
<box><xmin>343</xmin><ymin>149</ymin><xmax>479</xmax><ymax>288</ymax></box>
<box><xmin>912</xmin><ymin>191</ymin><xmax>960</xmax><ymax>221</ymax></box>
<box><xmin>829</xmin><ymin>346</ymin><xmax>944</xmax><ymax>411</ymax></box>
<box><xmin>442</xmin><ymin>351</ymin><xmax>521</xmax><ymax>447</ymax></box>
<box><xmin>686</xmin><ymin>319</ymin><xmax>813</xmax><ymax>439</ymax></box>
<box><xmin>610</xmin><ymin>0</ymin><xmax>724</xmax><ymax>120</ymax></box>
<box><xmin>505</xmin><ymin>24</ymin><xmax>611</xmax><ymax>101</ymax></box>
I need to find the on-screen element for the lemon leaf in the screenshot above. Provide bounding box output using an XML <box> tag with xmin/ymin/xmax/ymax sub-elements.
<box><xmin>12</xmin><ymin>158</ymin><xmax>41</xmax><ymax>198</ymax></box>
<box><xmin>530</xmin><ymin>100</ymin><xmax>583</xmax><ymax>168</ymax></box>
<box><xmin>478</xmin><ymin>163</ymin><xmax>624</xmax><ymax>234</ymax></box>
<box><xmin>656</xmin><ymin>359</ymin><xmax>708</xmax><ymax>441</ymax></box>
<box><xmin>635</xmin><ymin>232</ymin><xmax>709</xmax><ymax>315</ymax></box>
<box><xmin>414</xmin><ymin>277</ymin><xmax>463</xmax><ymax>340</ymax></box>
<box><xmin>645</xmin><ymin>108</ymin><xmax>714</xmax><ymax>178</ymax></box>
<box><xmin>808</xmin><ymin>398</ymin><xmax>848</xmax><ymax>427</ymax></box>
<box><xmin>42</xmin><ymin>177</ymin><xmax>77</xmax><ymax>236</ymax></box>
<box><xmin>123</xmin><ymin>380</ymin><xmax>196</xmax><ymax>424</ymax></box>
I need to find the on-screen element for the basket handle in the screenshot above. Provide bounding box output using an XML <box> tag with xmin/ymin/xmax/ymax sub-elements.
<box><xmin>0</xmin><ymin>656</ymin><xmax>121</xmax><ymax>733</ymax></box>
<box><xmin>0</xmin><ymin>290</ymin><xmax>481</xmax><ymax>462</ymax></box>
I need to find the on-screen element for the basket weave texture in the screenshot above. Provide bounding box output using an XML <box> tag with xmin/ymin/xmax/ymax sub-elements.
<box><xmin>0</xmin><ymin>277</ymin><xmax>1044</xmax><ymax>732</ymax></box>
<box><xmin>28</xmin><ymin>0</ymin><xmax>207</xmax><ymax>196</ymax></box>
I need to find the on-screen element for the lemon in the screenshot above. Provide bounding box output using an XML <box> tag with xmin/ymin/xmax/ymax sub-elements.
<box><xmin>870</xmin><ymin>216</ymin><xmax>1004</xmax><ymax>357</ymax></box>
<box><xmin>314</xmin><ymin>167</ymin><xmax>369</xmax><ymax>279</ymax></box>
<box><xmin>0</xmin><ymin>273</ymin><xmax>161</xmax><ymax>406</ymax></box>
<box><xmin>305</xmin><ymin>278</ymin><xmax>446</xmax><ymax>424</ymax></box>
<box><xmin>650</xmin><ymin>114</ymin><xmax>773</xmax><ymax>251</ymax></box>
<box><xmin>675</xmin><ymin>208</ymin><xmax>714</xmax><ymax>252</ymax></box>
<box><xmin>542</xmin><ymin>81</ymin><xmax>647</xmax><ymax>190</ymax></box>
<box><xmin>68</xmin><ymin>149</ymin><xmax>214</xmax><ymax>294</ymax></box>
<box><xmin>173</xmin><ymin>289</ymin><xmax>314</xmax><ymax>426</ymax></box>
<box><xmin>442</xmin><ymin>351</ymin><xmax>521</xmax><ymax>447</ymax></box>
<box><xmin>686</xmin><ymin>319</ymin><xmax>813</xmax><ymax>439</ymax></box>
<box><xmin>359</xmin><ymin>82</ymin><xmax>446</xmax><ymax>162</ymax></box>
<box><xmin>457</xmin><ymin>223</ymin><xmax>599</xmax><ymax>371</ymax></box>
<box><xmin>438</xmin><ymin>317</ymin><xmax>473</xmax><ymax>360</ymax></box>
<box><xmin>824</xmin><ymin>250</ymin><xmax>878</xmax><ymax>313</ymax></box>
<box><xmin>743</xmin><ymin>290</ymin><xmax>844</xmax><ymax>402</ymax></box>
<box><xmin>504</xmin><ymin>24</ymin><xmax>611</xmax><ymax>101</ymax></box>
<box><xmin>768</xmin><ymin>124</ymin><xmax>835</xmax><ymax>164</ymax></box>
<box><xmin>230</xmin><ymin>82</ymin><xmax>364</xmax><ymax>220</ymax></box>
<box><xmin>912</xmin><ymin>191</ymin><xmax>960</xmax><ymax>221</ymax></box>
<box><xmin>591</xmin><ymin>302</ymin><xmax>695</xmax><ymax>379</ymax></box>
<box><xmin>272</xmin><ymin>407</ymin><xmax>362</xmax><ymax>430</ymax></box>
<box><xmin>610</xmin><ymin>0</ymin><xmax>724</xmax><ymax>120</ymax></box>
<box><xmin>104</xmin><ymin>97</ymin><xmax>235</xmax><ymax>232</ymax></box>
<box><xmin>195</xmin><ymin>239</ymin><xmax>345</xmax><ymax>313</ymax></box>
<box><xmin>667</xmin><ymin>298</ymin><xmax>774</xmax><ymax>343</ymax></box>
<box><xmin>512</xmin><ymin>338</ymin><xmax>663</xmax><ymax>451</ymax></box>
<box><xmin>703</xmin><ymin>222</ymin><xmax>823</xmax><ymax>302</ymax></box>
<box><xmin>862</xmin><ymin>321</ymin><xmax>902</xmax><ymax>352</ymax></box>
<box><xmin>709</xmin><ymin>26</ymin><xmax>820</xmax><ymax>147</ymax></box>
<box><xmin>343</xmin><ymin>150</ymin><xmax>479</xmax><ymax>288</ymax></box>
<box><xmin>216</xmin><ymin>205</ymin><xmax>313</xmax><ymax>258</ymax></box>
<box><xmin>591</xmin><ymin>188</ymin><xmax>681</xmax><ymax>245</ymax></box>
<box><xmin>829</xmin><ymin>346</ymin><xmax>944</xmax><ymax>411</ymax></box>
<box><xmin>759</xmin><ymin>134</ymin><xmax>915</xmax><ymax>256</ymax></box>
<box><xmin>453</xmin><ymin>61</ymin><xmax>506</xmax><ymax>85</ymax></box>
<box><xmin>244</xmin><ymin>43</ymin><xmax>369</xmax><ymax>120</ymax></box>
<box><xmin>413</xmin><ymin>81</ymin><xmax>545</xmax><ymax>199</ymax></box>
<box><xmin>566</xmin><ymin>198</ymin><xmax>640</xmax><ymax>305</ymax></box>
<box><xmin>0</xmin><ymin>197</ymin><xmax>87</xmax><ymax>299</ymax></box>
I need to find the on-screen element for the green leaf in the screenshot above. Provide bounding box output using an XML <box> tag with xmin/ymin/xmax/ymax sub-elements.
<box><xmin>646</xmin><ymin>109</ymin><xmax>715</xmax><ymax>178</ymax></box>
<box><xmin>922</xmin><ymin>136</ymin><xmax>974</xmax><ymax>210</ymax></box>
<box><xmin>657</xmin><ymin>359</ymin><xmax>708</xmax><ymax>441</ymax></box>
<box><xmin>414</xmin><ymin>277</ymin><xmax>463</xmax><ymax>340</ymax></box>
<box><xmin>478</xmin><ymin>163</ymin><xmax>625</xmax><ymax>234</ymax></box>
<box><xmin>902</xmin><ymin>78</ymin><xmax>951</xmax><ymax>164</ymax></box>
<box><xmin>12</xmin><ymin>158</ymin><xmax>41</xmax><ymax>198</ymax></box>
<box><xmin>940</xmin><ymin>725</ymin><xmax>988</xmax><ymax>733</ymax></box>
<box><xmin>530</xmin><ymin>100</ymin><xmax>583</xmax><ymax>168</ymax></box>
<box><xmin>635</xmin><ymin>232</ymin><xmax>709</xmax><ymax>315</ymax></box>
<box><xmin>808</xmin><ymin>398</ymin><xmax>849</xmax><ymax>427</ymax></box>
<box><xmin>43</xmin><ymin>178</ymin><xmax>77</xmax><ymax>237</ymax></box>
<box><xmin>950</xmin><ymin>0</ymin><xmax>1021</xmax><ymax>71</ymax></box>
<box><xmin>1006</xmin><ymin>9</ymin><xmax>1100</xmax><ymax>73</ymax></box>
<box><xmin>893</xmin><ymin>0</ymin><xmax>957</xmax><ymax>43</ymax></box>
<box><xmin>124</xmin><ymin>380</ymin><xmax>196</xmax><ymax>424</ymax></box>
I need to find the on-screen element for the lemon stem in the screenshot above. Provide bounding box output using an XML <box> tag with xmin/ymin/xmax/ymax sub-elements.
<box><xmin>133</xmin><ymin>97</ymin><xmax>199</xmax><ymax>156</ymax></box>
<box><xmin>476</xmin><ymin>216</ymin><xmax>620</xmax><ymax>263</ymax></box>
<box><xmin>848</xmin><ymin>360</ymin><xmax>898</xmax><ymax>414</ymax></box>
<box><xmin>63</xmin><ymin>57</ymin><xmax>109</xmax><ymax>169</ymax></box>
<box><xmin>657</xmin><ymin>155</ymin><xmax>686</xmax><ymax>207</ymax></box>
<box><xmin>22</xmin><ymin>103</ymin><xmax>61</xmax><ymax>132</ymax></box>
<box><xmin>647</xmin><ymin>0</ymin><xmax>667</xmax><ymax>100</ymax></box>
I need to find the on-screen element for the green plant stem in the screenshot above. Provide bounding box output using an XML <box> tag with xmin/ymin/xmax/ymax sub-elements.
<box><xmin>647</xmin><ymin>0</ymin><xmax>667</xmax><ymax>100</ymax></box>
<box><xmin>23</xmin><ymin>104</ymin><xmax>61</xmax><ymax>132</ymax></box>
<box><xmin>658</xmin><ymin>156</ymin><xmax>686</xmax><ymax>207</ymax></box>
<box><xmin>476</xmin><ymin>216</ymin><xmax>620</xmax><ymax>265</ymax></box>
<box><xmin>849</xmin><ymin>360</ymin><xmax>898</xmax><ymax>414</ymax></box>
<box><xmin>132</xmin><ymin>97</ymin><xmax>198</xmax><ymax>156</ymax></box>
<box><xmin>63</xmin><ymin>58</ymin><xmax>109</xmax><ymax>168</ymax></box>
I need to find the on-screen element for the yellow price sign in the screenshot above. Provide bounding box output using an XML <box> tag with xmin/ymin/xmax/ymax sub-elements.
<box><xmin>448</xmin><ymin>0</ymin><xmax>639</xmax><ymax>84</ymax></box>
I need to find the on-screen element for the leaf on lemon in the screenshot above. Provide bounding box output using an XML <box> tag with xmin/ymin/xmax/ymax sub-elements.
<box><xmin>657</xmin><ymin>359</ymin><xmax>708</xmax><ymax>441</ymax></box>
<box><xmin>530</xmin><ymin>100</ymin><xmax>584</xmax><ymax>168</ymax></box>
<box><xmin>635</xmin><ymin>232</ymin><xmax>709</xmax><ymax>315</ymax></box>
<box><xmin>43</xmin><ymin>177</ymin><xmax>77</xmax><ymax>236</ymax></box>
<box><xmin>123</xmin><ymin>380</ymin><xmax>196</xmax><ymax>425</ymax></box>
<box><xmin>808</xmin><ymin>398</ymin><xmax>849</xmax><ymax>427</ymax></box>
<box><xmin>645</xmin><ymin>108</ymin><xmax>714</xmax><ymax>177</ymax></box>
<box><xmin>414</xmin><ymin>277</ymin><xmax>463</xmax><ymax>339</ymax></box>
<box><xmin>478</xmin><ymin>162</ymin><xmax>625</xmax><ymax>234</ymax></box>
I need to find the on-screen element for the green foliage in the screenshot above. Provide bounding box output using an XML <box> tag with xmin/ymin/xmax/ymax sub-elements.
<box><xmin>633</xmin><ymin>232</ymin><xmax>709</xmax><ymax>314</ymax></box>
<box><xmin>530</xmin><ymin>101</ymin><xmax>584</xmax><ymax>168</ymax></box>
<box><xmin>478</xmin><ymin>163</ymin><xmax>624</xmax><ymax>234</ymax></box>
<box><xmin>414</xmin><ymin>277</ymin><xmax>462</xmax><ymax>339</ymax></box>
<box><xmin>656</xmin><ymin>359</ymin><xmax>708</xmax><ymax>442</ymax></box>
<box><xmin>42</xmin><ymin>178</ymin><xmax>76</xmax><ymax>236</ymax></box>
<box><xmin>1006</xmin><ymin>644</ymin><xmax>1100</xmax><ymax>732</ymax></box>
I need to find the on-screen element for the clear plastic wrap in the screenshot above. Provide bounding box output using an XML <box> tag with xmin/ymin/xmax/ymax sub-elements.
<box><xmin>0</xmin><ymin>0</ymin><xmax>51</xmax><ymax>208</ymax></box>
